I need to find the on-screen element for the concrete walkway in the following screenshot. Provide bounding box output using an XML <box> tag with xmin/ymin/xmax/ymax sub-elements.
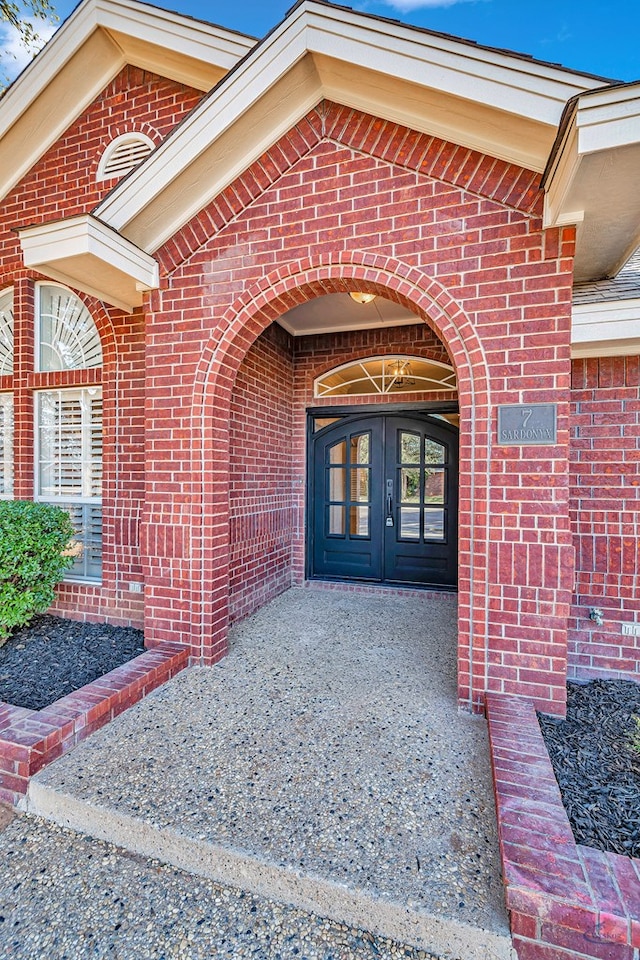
<box><xmin>20</xmin><ymin>587</ymin><xmax>512</xmax><ymax>959</ymax></box>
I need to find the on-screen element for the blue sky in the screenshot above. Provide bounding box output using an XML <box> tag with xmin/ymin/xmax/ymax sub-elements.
<box><xmin>2</xmin><ymin>0</ymin><xmax>639</xmax><ymax>83</ymax></box>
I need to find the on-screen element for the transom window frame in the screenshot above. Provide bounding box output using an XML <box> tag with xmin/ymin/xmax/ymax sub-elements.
<box><xmin>314</xmin><ymin>355</ymin><xmax>457</xmax><ymax>398</ymax></box>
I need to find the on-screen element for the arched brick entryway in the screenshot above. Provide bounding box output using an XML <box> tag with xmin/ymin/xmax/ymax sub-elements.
<box><xmin>186</xmin><ymin>251</ymin><xmax>491</xmax><ymax>710</ymax></box>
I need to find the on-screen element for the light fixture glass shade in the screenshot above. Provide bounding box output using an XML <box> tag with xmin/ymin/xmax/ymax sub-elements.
<box><xmin>349</xmin><ymin>292</ymin><xmax>377</xmax><ymax>305</ymax></box>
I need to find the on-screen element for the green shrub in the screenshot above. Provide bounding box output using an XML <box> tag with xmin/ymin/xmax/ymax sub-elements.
<box><xmin>0</xmin><ymin>500</ymin><xmax>76</xmax><ymax>645</ymax></box>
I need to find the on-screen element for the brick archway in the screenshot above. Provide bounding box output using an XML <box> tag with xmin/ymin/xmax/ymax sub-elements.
<box><xmin>185</xmin><ymin>251</ymin><xmax>492</xmax><ymax>710</ymax></box>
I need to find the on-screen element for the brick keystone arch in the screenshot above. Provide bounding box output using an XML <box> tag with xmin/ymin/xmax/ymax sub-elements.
<box><xmin>189</xmin><ymin>251</ymin><xmax>492</xmax><ymax>710</ymax></box>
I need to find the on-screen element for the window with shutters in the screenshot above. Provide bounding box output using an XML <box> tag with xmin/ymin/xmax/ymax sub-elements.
<box><xmin>97</xmin><ymin>133</ymin><xmax>155</xmax><ymax>181</ymax></box>
<box><xmin>0</xmin><ymin>393</ymin><xmax>13</xmax><ymax>499</ymax></box>
<box><xmin>0</xmin><ymin>281</ymin><xmax>103</xmax><ymax>580</ymax></box>
<box><xmin>36</xmin><ymin>388</ymin><xmax>103</xmax><ymax>580</ymax></box>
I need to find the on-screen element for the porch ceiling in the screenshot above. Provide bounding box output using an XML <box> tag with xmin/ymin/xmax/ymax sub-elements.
<box><xmin>278</xmin><ymin>293</ymin><xmax>418</xmax><ymax>337</ymax></box>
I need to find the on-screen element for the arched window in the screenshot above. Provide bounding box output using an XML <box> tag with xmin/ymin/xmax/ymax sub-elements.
<box><xmin>97</xmin><ymin>132</ymin><xmax>155</xmax><ymax>181</ymax></box>
<box><xmin>0</xmin><ymin>287</ymin><xmax>13</xmax><ymax>376</ymax></box>
<box><xmin>37</xmin><ymin>283</ymin><xmax>102</xmax><ymax>371</ymax></box>
<box><xmin>314</xmin><ymin>356</ymin><xmax>457</xmax><ymax>398</ymax></box>
<box><xmin>35</xmin><ymin>284</ymin><xmax>103</xmax><ymax>580</ymax></box>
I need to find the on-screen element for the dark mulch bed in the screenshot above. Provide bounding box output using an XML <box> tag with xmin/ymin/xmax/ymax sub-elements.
<box><xmin>0</xmin><ymin>615</ymin><xmax>145</xmax><ymax>711</ymax></box>
<box><xmin>539</xmin><ymin>679</ymin><xmax>640</xmax><ymax>859</ymax></box>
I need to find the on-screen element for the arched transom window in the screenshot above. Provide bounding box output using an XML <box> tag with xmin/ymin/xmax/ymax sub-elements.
<box><xmin>0</xmin><ymin>287</ymin><xmax>13</xmax><ymax>376</ymax></box>
<box><xmin>37</xmin><ymin>284</ymin><xmax>103</xmax><ymax>371</ymax></box>
<box><xmin>314</xmin><ymin>356</ymin><xmax>457</xmax><ymax>398</ymax></box>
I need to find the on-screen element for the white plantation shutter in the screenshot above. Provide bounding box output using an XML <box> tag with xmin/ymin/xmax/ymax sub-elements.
<box><xmin>37</xmin><ymin>388</ymin><xmax>102</xmax><ymax>579</ymax></box>
<box><xmin>0</xmin><ymin>393</ymin><xmax>13</xmax><ymax>498</ymax></box>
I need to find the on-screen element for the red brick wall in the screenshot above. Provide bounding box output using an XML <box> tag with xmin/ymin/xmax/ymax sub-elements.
<box><xmin>0</xmin><ymin>66</ymin><xmax>202</xmax><ymax>628</ymax></box>
<box><xmin>568</xmin><ymin>356</ymin><xmax>640</xmax><ymax>681</ymax></box>
<box><xmin>229</xmin><ymin>323</ymin><xmax>295</xmax><ymax>622</ymax></box>
<box><xmin>144</xmin><ymin>102</ymin><xmax>575</xmax><ymax>713</ymax></box>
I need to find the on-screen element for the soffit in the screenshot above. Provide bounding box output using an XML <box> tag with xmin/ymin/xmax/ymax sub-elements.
<box><xmin>19</xmin><ymin>215</ymin><xmax>159</xmax><ymax>313</ymax></box>
<box><xmin>95</xmin><ymin>0</ymin><xmax>606</xmax><ymax>254</ymax></box>
<box><xmin>0</xmin><ymin>0</ymin><xmax>255</xmax><ymax>203</ymax></box>
<box><xmin>280</xmin><ymin>293</ymin><xmax>419</xmax><ymax>336</ymax></box>
<box><xmin>544</xmin><ymin>82</ymin><xmax>640</xmax><ymax>281</ymax></box>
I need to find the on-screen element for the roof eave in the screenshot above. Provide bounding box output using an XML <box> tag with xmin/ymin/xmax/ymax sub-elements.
<box><xmin>544</xmin><ymin>80</ymin><xmax>640</xmax><ymax>282</ymax></box>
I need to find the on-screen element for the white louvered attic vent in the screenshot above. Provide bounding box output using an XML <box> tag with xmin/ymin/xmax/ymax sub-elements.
<box><xmin>97</xmin><ymin>133</ymin><xmax>155</xmax><ymax>182</ymax></box>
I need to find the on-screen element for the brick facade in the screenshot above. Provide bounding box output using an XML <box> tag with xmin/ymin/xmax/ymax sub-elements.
<box><xmin>569</xmin><ymin>357</ymin><xmax>640</xmax><ymax>681</ymax></box>
<box><xmin>1</xmin><ymin>71</ymin><xmax>637</xmax><ymax>716</ymax></box>
<box><xmin>138</xmin><ymin>101</ymin><xmax>576</xmax><ymax>714</ymax></box>
<box><xmin>0</xmin><ymin>67</ymin><xmax>203</xmax><ymax>628</ymax></box>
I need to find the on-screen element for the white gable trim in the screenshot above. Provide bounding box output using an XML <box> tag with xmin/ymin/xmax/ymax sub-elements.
<box><xmin>0</xmin><ymin>0</ymin><xmax>255</xmax><ymax>204</ymax></box>
<box><xmin>95</xmin><ymin>0</ymin><xmax>605</xmax><ymax>253</ymax></box>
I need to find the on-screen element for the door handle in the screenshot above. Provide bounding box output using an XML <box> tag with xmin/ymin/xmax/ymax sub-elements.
<box><xmin>386</xmin><ymin>479</ymin><xmax>393</xmax><ymax>521</ymax></box>
<box><xmin>386</xmin><ymin>492</ymin><xmax>392</xmax><ymax>515</ymax></box>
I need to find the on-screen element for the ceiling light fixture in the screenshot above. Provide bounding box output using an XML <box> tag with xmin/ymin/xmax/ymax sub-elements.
<box><xmin>349</xmin><ymin>292</ymin><xmax>377</xmax><ymax>305</ymax></box>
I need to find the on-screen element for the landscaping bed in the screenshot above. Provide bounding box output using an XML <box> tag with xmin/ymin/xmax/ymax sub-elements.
<box><xmin>0</xmin><ymin>615</ymin><xmax>145</xmax><ymax>710</ymax></box>
<box><xmin>538</xmin><ymin>678</ymin><xmax>640</xmax><ymax>859</ymax></box>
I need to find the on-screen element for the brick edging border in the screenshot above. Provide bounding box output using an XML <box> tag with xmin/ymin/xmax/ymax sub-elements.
<box><xmin>0</xmin><ymin>643</ymin><xmax>189</xmax><ymax>806</ymax></box>
<box><xmin>486</xmin><ymin>693</ymin><xmax>640</xmax><ymax>960</ymax></box>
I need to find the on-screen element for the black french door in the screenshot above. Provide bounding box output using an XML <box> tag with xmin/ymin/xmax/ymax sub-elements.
<box><xmin>309</xmin><ymin>413</ymin><xmax>458</xmax><ymax>587</ymax></box>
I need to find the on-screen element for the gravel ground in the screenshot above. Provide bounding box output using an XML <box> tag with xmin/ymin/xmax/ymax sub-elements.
<box><xmin>0</xmin><ymin>616</ymin><xmax>145</xmax><ymax>710</ymax></box>
<box><xmin>0</xmin><ymin>808</ymin><xmax>437</xmax><ymax>960</ymax></box>
<box><xmin>29</xmin><ymin>588</ymin><xmax>509</xmax><ymax>957</ymax></box>
<box><xmin>539</xmin><ymin>678</ymin><xmax>640</xmax><ymax>858</ymax></box>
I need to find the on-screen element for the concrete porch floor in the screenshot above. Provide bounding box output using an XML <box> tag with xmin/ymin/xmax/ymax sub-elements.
<box><xmin>19</xmin><ymin>587</ymin><xmax>512</xmax><ymax>959</ymax></box>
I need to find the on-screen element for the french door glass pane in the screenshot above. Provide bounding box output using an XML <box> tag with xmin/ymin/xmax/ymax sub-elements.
<box><xmin>424</xmin><ymin>468</ymin><xmax>445</xmax><ymax>504</ymax></box>
<box><xmin>424</xmin><ymin>439</ymin><xmax>445</xmax><ymax>464</ymax></box>
<box><xmin>424</xmin><ymin>509</ymin><xmax>445</xmax><ymax>540</ymax></box>
<box><xmin>400</xmin><ymin>432</ymin><xmax>420</xmax><ymax>464</ymax></box>
<box><xmin>400</xmin><ymin>467</ymin><xmax>420</xmax><ymax>502</ymax></box>
<box><xmin>350</xmin><ymin>468</ymin><xmax>370</xmax><ymax>502</ymax></box>
<box><xmin>351</xmin><ymin>433</ymin><xmax>370</xmax><ymax>464</ymax></box>
<box><xmin>400</xmin><ymin>507</ymin><xmax>420</xmax><ymax>539</ymax></box>
<box><xmin>350</xmin><ymin>505</ymin><xmax>369</xmax><ymax>537</ymax></box>
<box><xmin>329</xmin><ymin>467</ymin><xmax>346</xmax><ymax>501</ymax></box>
<box><xmin>329</xmin><ymin>440</ymin><xmax>346</xmax><ymax>464</ymax></box>
<box><xmin>329</xmin><ymin>505</ymin><xmax>345</xmax><ymax>535</ymax></box>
